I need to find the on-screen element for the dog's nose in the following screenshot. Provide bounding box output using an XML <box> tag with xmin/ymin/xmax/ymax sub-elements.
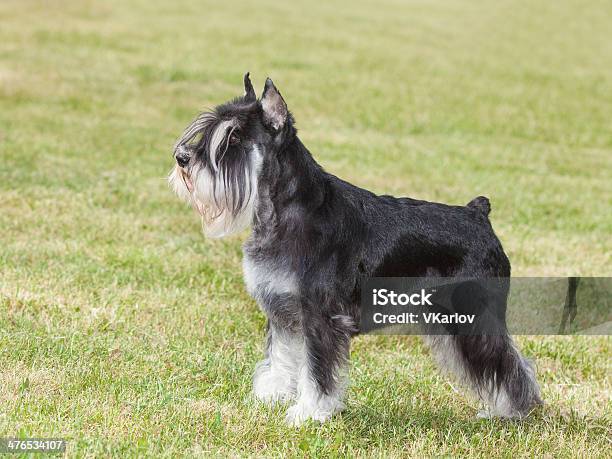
<box><xmin>175</xmin><ymin>146</ymin><xmax>190</xmax><ymax>168</ymax></box>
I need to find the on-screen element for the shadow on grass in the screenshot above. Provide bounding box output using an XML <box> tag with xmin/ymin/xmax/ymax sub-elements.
<box><xmin>340</xmin><ymin>400</ymin><xmax>609</xmax><ymax>445</ymax></box>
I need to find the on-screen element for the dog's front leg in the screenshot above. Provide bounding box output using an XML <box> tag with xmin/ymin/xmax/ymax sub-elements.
<box><xmin>285</xmin><ymin>313</ymin><xmax>354</xmax><ymax>426</ymax></box>
<box><xmin>253</xmin><ymin>323</ymin><xmax>302</xmax><ymax>403</ymax></box>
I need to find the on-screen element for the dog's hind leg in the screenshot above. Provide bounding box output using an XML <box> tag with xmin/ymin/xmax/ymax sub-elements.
<box><xmin>558</xmin><ymin>277</ymin><xmax>579</xmax><ymax>334</ymax></box>
<box><xmin>285</xmin><ymin>314</ymin><xmax>355</xmax><ymax>426</ymax></box>
<box><xmin>253</xmin><ymin>323</ymin><xmax>302</xmax><ymax>403</ymax></box>
<box><xmin>425</xmin><ymin>334</ymin><xmax>542</xmax><ymax>418</ymax></box>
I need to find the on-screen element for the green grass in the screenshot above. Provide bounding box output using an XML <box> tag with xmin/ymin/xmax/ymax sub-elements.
<box><xmin>1</xmin><ymin>0</ymin><xmax>611</xmax><ymax>456</ymax></box>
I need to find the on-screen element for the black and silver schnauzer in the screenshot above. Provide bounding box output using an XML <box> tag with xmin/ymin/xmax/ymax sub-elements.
<box><xmin>169</xmin><ymin>74</ymin><xmax>542</xmax><ymax>425</ymax></box>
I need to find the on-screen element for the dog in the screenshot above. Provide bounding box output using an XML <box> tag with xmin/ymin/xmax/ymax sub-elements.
<box><xmin>168</xmin><ymin>73</ymin><xmax>542</xmax><ymax>425</ymax></box>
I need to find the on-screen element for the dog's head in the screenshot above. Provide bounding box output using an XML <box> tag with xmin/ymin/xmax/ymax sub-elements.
<box><xmin>168</xmin><ymin>73</ymin><xmax>293</xmax><ymax>237</ymax></box>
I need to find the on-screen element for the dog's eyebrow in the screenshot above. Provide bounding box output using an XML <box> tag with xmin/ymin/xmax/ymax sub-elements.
<box><xmin>216</xmin><ymin>125</ymin><xmax>239</xmax><ymax>166</ymax></box>
<box><xmin>209</xmin><ymin>119</ymin><xmax>238</xmax><ymax>170</ymax></box>
<box><xmin>174</xmin><ymin>111</ymin><xmax>217</xmax><ymax>151</ymax></box>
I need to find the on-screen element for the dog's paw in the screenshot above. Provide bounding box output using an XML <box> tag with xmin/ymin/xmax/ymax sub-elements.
<box><xmin>253</xmin><ymin>382</ymin><xmax>294</xmax><ymax>404</ymax></box>
<box><xmin>253</xmin><ymin>369</ymin><xmax>295</xmax><ymax>404</ymax></box>
<box><xmin>476</xmin><ymin>408</ymin><xmax>525</xmax><ymax>419</ymax></box>
<box><xmin>284</xmin><ymin>400</ymin><xmax>344</xmax><ymax>426</ymax></box>
<box><xmin>285</xmin><ymin>404</ymin><xmax>330</xmax><ymax>426</ymax></box>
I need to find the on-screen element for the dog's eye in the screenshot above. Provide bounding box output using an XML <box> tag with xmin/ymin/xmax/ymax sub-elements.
<box><xmin>229</xmin><ymin>131</ymin><xmax>240</xmax><ymax>145</ymax></box>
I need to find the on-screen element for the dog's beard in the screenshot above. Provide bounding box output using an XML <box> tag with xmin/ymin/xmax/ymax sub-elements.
<box><xmin>168</xmin><ymin>146</ymin><xmax>261</xmax><ymax>238</ymax></box>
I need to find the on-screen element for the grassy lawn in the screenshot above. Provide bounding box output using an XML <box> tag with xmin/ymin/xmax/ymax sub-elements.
<box><xmin>1</xmin><ymin>0</ymin><xmax>610</xmax><ymax>456</ymax></box>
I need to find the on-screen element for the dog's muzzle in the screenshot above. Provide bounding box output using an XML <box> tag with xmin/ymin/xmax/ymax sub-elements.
<box><xmin>174</xmin><ymin>145</ymin><xmax>191</xmax><ymax>168</ymax></box>
<box><xmin>173</xmin><ymin>145</ymin><xmax>195</xmax><ymax>193</ymax></box>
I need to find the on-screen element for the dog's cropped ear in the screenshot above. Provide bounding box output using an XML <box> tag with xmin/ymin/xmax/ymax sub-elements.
<box><xmin>261</xmin><ymin>78</ymin><xmax>288</xmax><ymax>130</ymax></box>
<box><xmin>243</xmin><ymin>72</ymin><xmax>256</xmax><ymax>101</ymax></box>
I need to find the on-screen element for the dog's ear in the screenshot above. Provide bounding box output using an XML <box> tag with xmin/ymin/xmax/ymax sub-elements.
<box><xmin>243</xmin><ymin>72</ymin><xmax>256</xmax><ymax>101</ymax></box>
<box><xmin>260</xmin><ymin>77</ymin><xmax>288</xmax><ymax>130</ymax></box>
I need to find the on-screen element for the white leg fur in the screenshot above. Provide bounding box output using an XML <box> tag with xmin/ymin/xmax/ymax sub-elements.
<box><xmin>285</xmin><ymin>358</ymin><xmax>347</xmax><ymax>426</ymax></box>
<box><xmin>477</xmin><ymin>386</ymin><xmax>519</xmax><ymax>419</ymax></box>
<box><xmin>253</xmin><ymin>329</ymin><xmax>302</xmax><ymax>403</ymax></box>
<box><xmin>478</xmin><ymin>361</ymin><xmax>538</xmax><ymax>419</ymax></box>
<box><xmin>424</xmin><ymin>335</ymin><xmax>537</xmax><ymax>419</ymax></box>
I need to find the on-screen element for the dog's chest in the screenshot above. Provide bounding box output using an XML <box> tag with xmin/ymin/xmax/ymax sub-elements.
<box><xmin>242</xmin><ymin>254</ymin><xmax>298</xmax><ymax>300</ymax></box>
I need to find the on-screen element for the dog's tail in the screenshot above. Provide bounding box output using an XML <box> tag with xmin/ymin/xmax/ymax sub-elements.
<box><xmin>467</xmin><ymin>196</ymin><xmax>491</xmax><ymax>216</ymax></box>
